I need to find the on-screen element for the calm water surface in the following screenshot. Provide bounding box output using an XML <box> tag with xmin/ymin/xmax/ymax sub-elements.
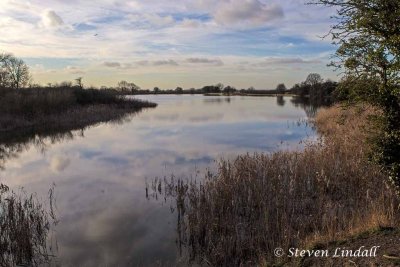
<box><xmin>0</xmin><ymin>95</ymin><xmax>315</xmax><ymax>266</ymax></box>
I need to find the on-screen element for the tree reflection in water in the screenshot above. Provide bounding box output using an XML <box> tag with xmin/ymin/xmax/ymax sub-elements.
<box><xmin>0</xmin><ymin>111</ymin><xmax>140</xmax><ymax>265</ymax></box>
<box><xmin>0</xmin><ymin>111</ymin><xmax>138</xmax><ymax>170</ymax></box>
<box><xmin>290</xmin><ymin>95</ymin><xmax>332</xmax><ymax>118</ymax></box>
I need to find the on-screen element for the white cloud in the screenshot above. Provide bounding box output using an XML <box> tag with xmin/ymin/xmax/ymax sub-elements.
<box><xmin>0</xmin><ymin>0</ymin><xmax>337</xmax><ymax>88</ymax></box>
<box><xmin>263</xmin><ymin>57</ymin><xmax>322</xmax><ymax>65</ymax></box>
<box><xmin>186</xmin><ymin>58</ymin><xmax>224</xmax><ymax>66</ymax></box>
<box><xmin>65</xmin><ymin>66</ymin><xmax>85</xmax><ymax>74</ymax></box>
<box><xmin>213</xmin><ymin>0</ymin><xmax>284</xmax><ymax>27</ymax></box>
<box><xmin>126</xmin><ymin>13</ymin><xmax>175</xmax><ymax>28</ymax></box>
<box><xmin>41</xmin><ymin>10</ymin><xmax>64</xmax><ymax>28</ymax></box>
<box><xmin>50</xmin><ymin>156</ymin><xmax>71</xmax><ymax>173</ymax></box>
<box><xmin>179</xmin><ymin>19</ymin><xmax>201</xmax><ymax>28</ymax></box>
<box><xmin>104</xmin><ymin>62</ymin><xmax>121</xmax><ymax>68</ymax></box>
<box><xmin>143</xmin><ymin>14</ymin><xmax>175</xmax><ymax>27</ymax></box>
<box><xmin>153</xmin><ymin>59</ymin><xmax>179</xmax><ymax>66</ymax></box>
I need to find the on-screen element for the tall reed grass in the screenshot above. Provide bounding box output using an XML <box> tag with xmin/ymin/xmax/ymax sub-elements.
<box><xmin>0</xmin><ymin>183</ymin><xmax>57</xmax><ymax>266</ymax></box>
<box><xmin>0</xmin><ymin>87</ymin><xmax>156</xmax><ymax>133</ymax></box>
<box><xmin>148</xmin><ymin>104</ymin><xmax>399</xmax><ymax>266</ymax></box>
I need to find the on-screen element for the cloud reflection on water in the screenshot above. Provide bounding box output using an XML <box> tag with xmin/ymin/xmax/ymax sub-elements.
<box><xmin>0</xmin><ymin>95</ymin><xmax>315</xmax><ymax>266</ymax></box>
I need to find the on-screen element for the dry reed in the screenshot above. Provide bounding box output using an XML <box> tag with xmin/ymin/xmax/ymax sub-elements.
<box><xmin>148</xmin><ymin>103</ymin><xmax>399</xmax><ymax>266</ymax></box>
<box><xmin>0</xmin><ymin>183</ymin><xmax>57</xmax><ymax>266</ymax></box>
<box><xmin>0</xmin><ymin>87</ymin><xmax>156</xmax><ymax>133</ymax></box>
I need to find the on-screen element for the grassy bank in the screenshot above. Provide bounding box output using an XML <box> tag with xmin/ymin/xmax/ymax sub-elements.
<box><xmin>0</xmin><ymin>87</ymin><xmax>157</xmax><ymax>134</ymax></box>
<box><xmin>302</xmin><ymin>226</ymin><xmax>400</xmax><ymax>266</ymax></box>
<box><xmin>148</xmin><ymin>104</ymin><xmax>399</xmax><ymax>266</ymax></box>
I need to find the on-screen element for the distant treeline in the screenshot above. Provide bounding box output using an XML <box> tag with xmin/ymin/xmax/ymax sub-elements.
<box><xmin>98</xmin><ymin>75</ymin><xmax>340</xmax><ymax>103</ymax></box>
<box><xmin>1</xmin><ymin>52</ymin><xmax>339</xmax><ymax>103</ymax></box>
<box><xmin>288</xmin><ymin>73</ymin><xmax>338</xmax><ymax>107</ymax></box>
<box><xmin>100</xmin><ymin>77</ymin><xmax>338</xmax><ymax>99</ymax></box>
<box><xmin>0</xmin><ymin>53</ymin><xmax>157</xmax><ymax>134</ymax></box>
<box><xmin>23</xmin><ymin>77</ymin><xmax>338</xmax><ymax>101</ymax></box>
<box><xmin>102</xmin><ymin>82</ymin><xmax>276</xmax><ymax>95</ymax></box>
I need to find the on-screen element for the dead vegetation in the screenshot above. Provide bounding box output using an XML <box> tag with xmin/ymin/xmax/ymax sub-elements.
<box><xmin>0</xmin><ymin>183</ymin><xmax>57</xmax><ymax>266</ymax></box>
<box><xmin>147</xmin><ymin>103</ymin><xmax>399</xmax><ymax>266</ymax></box>
<box><xmin>0</xmin><ymin>87</ymin><xmax>156</xmax><ymax>134</ymax></box>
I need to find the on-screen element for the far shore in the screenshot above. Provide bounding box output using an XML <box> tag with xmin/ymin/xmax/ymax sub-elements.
<box><xmin>121</xmin><ymin>91</ymin><xmax>295</xmax><ymax>97</ymax></box>
<box><xmin>0</xmin><ymin>87</ymin><xmax>157</xmax><ymax>141</ymax></box>
<box><xmin>0</xmin><ymin>88</ymin><xmax>303</xmax><ymax>142</ymax></box>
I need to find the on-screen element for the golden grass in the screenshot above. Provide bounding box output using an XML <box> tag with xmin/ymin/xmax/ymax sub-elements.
<box><xmin>148</xmin><ymin>103</ymin><xmax>399</xmax><ymax>266</ymax></box>
<box><xmin>314</xmin><ymin>103</ymin><xmax>382</xmax><ymax>155</ymax></box>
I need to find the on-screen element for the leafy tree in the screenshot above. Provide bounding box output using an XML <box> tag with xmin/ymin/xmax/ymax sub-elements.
<box><xmin>291</xmin><ymin>83</ymin><xmax>308</xmax><ymax>96</ymax></box>
<box><xmin>0</xmin><ymin>54</ymin><xmax>11</xmax><ymax>88</ymax></box>
<box><xmin>276</xmin><ymin>83</ymin><xmax>287</xmax><ymax>93</ymax></box>
<box><xmin>216</xmin><ymin>83</ymin><xmax>224</xmax><ymax>92</ymax></box>
<box><xmin>223</xmin><ymin>85</ymin><xmax>236</xmax><ymax>95</ymax></box>
<box><xmin>305</xmin><ymin>73</ymin><xmax>323</xmax><ymax>87</ymax></box>
<box><xmin>118</xmin><ymin>81</ymin><xmax>140</xmax><ymax>92</ymax></box>
<box><xmin>0</xmin><ymin>53</ymin><xmax>30</xmax><ymax>89</ymax></box>
<box><xmin>175</xmin><ymin>87</ymin><xmax>183</xmax><ymax>94</ymax></box>
<box><xmin>202</xmin><ymin>85</ymin><xmax>221</xmax><ymax>93</ymax></box>
<box><xmin>334</xmin><ymin>75</ymin><xmax>381</xmax><ymax>103</ymax></box>
<box><xmin>128</xmin><ymin>82</ymin><xmax>140</xmax><ymax>92</ymax></box>
<box><xmin>290</xmin><ymin>74</ymin><xmax>337</xmax><ymax>107</ymax></box>
<box><xmin>118</xmin><ymin>80</ymin><xmax>130</xmax><ymax>91</ymax></box>
<box><xmin>303</xmin><ymin>73</ymin><xmax>324</xmax><ymax>101</ymax></box>
<box><xmin>153</xmin><ymin>87</ymin><xmax>160</xmax><ymax>94</ymax></box>
<box><xmin>313</xmin><ymin>0</ymin><xmax>400</xmax><ymax>192</ymax></box>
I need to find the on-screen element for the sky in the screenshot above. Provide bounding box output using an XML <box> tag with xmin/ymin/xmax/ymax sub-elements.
<box><xmin>0</xmin><ymin>0</ymin><xmax>339</xmax><ymax>89</ymax></box>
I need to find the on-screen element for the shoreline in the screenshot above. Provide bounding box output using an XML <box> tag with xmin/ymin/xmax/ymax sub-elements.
<box><xmin>148</xmin><ymin>103</ymin><xmax>400</xmax><ymax>266</ymax></box>
<box><xmin>0</xmin><ymin>103</ymin><xmax>156</xmax><ymax>142</ymax></box>
<box><xmin>128</xmin><ymin>92</ymin><xmax>296</xmax><ymax>97</ymax></box>
<box><xmin>0</xmin><ymin>88</ymin><xmax>157</xmax><ymax>141</ymax></box>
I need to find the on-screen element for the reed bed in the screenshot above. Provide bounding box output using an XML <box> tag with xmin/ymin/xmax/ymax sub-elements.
<box><xmin>148</xmin><ymin>104</ymin><xmax>399</xmax><ymax>266</ymax></box>
<box><xmin>0</xmin><ymin>87</ymin><xmax>156</xmax><ymax>133</ymax></box>
<box><xmin>0</xmin><ymin>183</ymin><xmax>57</xmax><ymax>266</ymax></box>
